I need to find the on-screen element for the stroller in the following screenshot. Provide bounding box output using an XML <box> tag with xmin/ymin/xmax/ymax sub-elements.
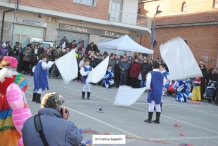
<box><xmin>204</xmin><ymin>81</ymin><xmax>217</xmax><ymax>103</ymax></box>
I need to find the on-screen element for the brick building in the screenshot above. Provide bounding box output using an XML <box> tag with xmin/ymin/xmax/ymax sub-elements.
<box><xmin>0</xmin><ymin>0</ymin><xmax>151</xmax><ymax>55</ymax></box>
<box><xmin>138</xmin><ymin>0</ymin><xmax>218</xmax><ymax>68</ymax></box>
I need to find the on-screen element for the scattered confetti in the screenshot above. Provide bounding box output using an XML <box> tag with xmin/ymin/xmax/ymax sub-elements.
<box><xmin>174</xmin><ymin>123</ymin><xmax>181</xmax><ymax>127</ymax></box>
<box><xmin>179</xmin><ymin>132</ymin><xmax>184</xmax><ymax>136</ymax></box>
<box><xmin>190</xmin><ymin>101</ymin><xmax>200</xmax><ymax>105</ymax></box>
<box><xmin>179</xmin><ymin>143</ymin><xmax>193</xmax><ymax>146</ymax></box>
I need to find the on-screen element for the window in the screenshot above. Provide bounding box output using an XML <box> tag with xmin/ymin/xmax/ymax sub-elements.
<box><xmin>138</xmin><ymin>8</ymin><xmax>141</xmax><ymax>14</ymax></box>
<box><xmin>109</xmin><ymin>0</ymin><xmax>123</xmax><ymax>22</ymax></box>
<box><xmin>73</xmin><ymin>0</ymin><xmax>96</xmax><ymax>6</ymax></box>
<box><xmin>214</xmin><ymin>0</ymin><xmax>218</xmax><ymax>8</ymax></box>
<box><xmin>182</xmin><ymin>2</ymin><xmax>187</xmax><ymax>12</ymax></box>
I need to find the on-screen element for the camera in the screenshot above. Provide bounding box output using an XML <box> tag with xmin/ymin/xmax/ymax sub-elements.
<box><xmin>60</xmin><ymin>107</ymin><xmax>68</xmax><ymax>116</ymax></box>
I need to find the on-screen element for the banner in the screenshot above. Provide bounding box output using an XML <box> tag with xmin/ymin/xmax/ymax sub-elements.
<box><xmin>86</xmin><ymin>56</ymin><xmax>109</xmax><ymax>84</ymax></box>
<box><xmin>160</xmin><ymin>37</ymin><xmax>202</xmax><ymax>80</ymax></box>
<box><xmin>113</xmin><ymin>86</ymin><xmax>146</xmax><ymax>106</ymax></box>
<box><xmin>55</xmin><ymin>49</ymin><xmax>78</xmax><ymax>84</ymax></box>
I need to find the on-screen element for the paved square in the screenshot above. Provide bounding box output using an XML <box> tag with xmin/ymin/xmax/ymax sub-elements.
<box><xmin>25</xmin><ymin>75</ymin><xmax>218</xmax><ymax>146</ymax></box>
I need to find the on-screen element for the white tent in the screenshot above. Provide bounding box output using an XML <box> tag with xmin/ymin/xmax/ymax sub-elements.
<box><xmin>98</xmin><ymin>35</ymin><xmax>153</xmax><ymax>54</ymax></box>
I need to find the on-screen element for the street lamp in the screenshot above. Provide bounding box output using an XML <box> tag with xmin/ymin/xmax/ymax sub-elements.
<box><xmin>150</xmin><ymin>10</ymin><xmax>162</xmax><ymax>59</ymax></box>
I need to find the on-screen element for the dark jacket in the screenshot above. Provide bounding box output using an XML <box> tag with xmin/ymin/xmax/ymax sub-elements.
<box><xmin>141</xmin><ymin>62</ymin><xmax>150</xmax><ymax>80</ymax></box>
<box><xmin>23</xmin><ymin>48</ymin><xmax>32</xmax><ymax>62</ymax></box>
<box><xmin>38</xmin><ymin>47</ymin><xmax>45</xmax><ymax>56</ymax></box>
<box><xmin>94</xmin><ymin>58</ymin><xmax>102</xmax><ymax>67</ymax></box>
<box><xmin>90</xmin><ymin>59</ymin><xmax>95</xmax><ymax>68</ymax></box>
<box><xmin>108</xmin><ymin>59</ymin><xmax>116</xmax><ymax>70</ymax></box>
<box><xmin>119</xmin><ymin>61</ymin><xmax>130</xmax><ymax>74</ymax></box>
<box><xmin>12</xmin><ymin>48</ymin><xmax>21</xmax><ymax>61</ymax></box>
<box><xmin>22</xmin><ymin>108</ymin><xmax>83</xmax><ymax>146</ymax></box>
<box><xmin>129</xmin><ymin>62</ymin><xmax>141</xmax><ymax>78</ymax></box>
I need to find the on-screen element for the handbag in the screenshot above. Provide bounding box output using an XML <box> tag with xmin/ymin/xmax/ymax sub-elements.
<box><xmin>138</xmin><ymin>72</ymin><xmax>142</xmax><ymax>80</ymax></box>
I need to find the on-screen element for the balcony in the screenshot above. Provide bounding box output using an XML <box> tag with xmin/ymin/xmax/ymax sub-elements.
<box><xmin>108</xmin><ymin>9</ymin><xmax>151</xmax><ymax>31</ymax></box>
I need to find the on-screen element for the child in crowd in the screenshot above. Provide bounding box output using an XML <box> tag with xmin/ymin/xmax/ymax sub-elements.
<box><xmin>173</xmin><ymin>79</ymin><xmax>193</xmax><ymax>102</ymax></box>
<box><xmin>80</xmin><ymin>58</ymin><xmax>93</xmax><ymax>100</ymax></box>
<box><xmin>32</xmin><ymin>53</ymin><xmax>54</xmax><ymax>103</ymax></box>
<box><xmin>191</xmin><ymin>77</ymin><xmax>201</xmax><ymax>101</ymax></box>
<box><xmin>102</xmin><ymin>65</ymin><xmax>114</xmax><ymax>88</ymax></box>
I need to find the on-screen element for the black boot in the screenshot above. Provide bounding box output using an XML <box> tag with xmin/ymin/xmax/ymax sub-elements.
<box><xmin>36</xmin><ymin>94</ymin><xmax>41</xmax><ymax>103</ymax></box>
<box><xmin>32</xmin><ymin>93</ymin><xmax>37</xmax><ymax>102</ymax></box>
<box><xmin>87</xmin><ymin>92</ymin><xmax>90</xmax><ymax>100</ymax></box>
<box><xmin>82</xmin><ymin>92</ymin><xmax>85</xmax><ymax>99</ymax></box>
<box><xmin>160</xmin><ymin>102</ymin><xmax>163</xmax><ymax>111</ymax></box>
<box><xmin>144</xmin><ymin>112</ymin><xmax>153</xmax><ymax>123</ymax></box>
<box><xmin>152</xmin><ymin>112</ymin><xmax>161</xmax><ymax>124</ymax></box>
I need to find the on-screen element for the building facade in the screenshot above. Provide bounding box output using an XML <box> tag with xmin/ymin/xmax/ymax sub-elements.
<box><xmin>0</xmin><ymin>0</ymin><xmax>151</xmax><ymax>54</ymax></box>
<box><xmin>138</xmin><ymin>0</ymin><xmax>218</xmax><ymax>68</ymax></box>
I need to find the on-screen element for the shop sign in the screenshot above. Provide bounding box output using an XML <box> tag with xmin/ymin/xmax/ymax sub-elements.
<box><xmin>59</xmin><ymin>23</ymin><xmax>125</xmax><ymax>38</ymax></box>
<box><xmin>16</xmin><ymin>17</ymin><xmax>47</xmax><ymax>27</ymax></box>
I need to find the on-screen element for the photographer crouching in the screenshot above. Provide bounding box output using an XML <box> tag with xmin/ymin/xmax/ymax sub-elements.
<box><xmin>22</xmin><ymin>92</ymin><xmax>83</xmax><ymax>146</ymax></box>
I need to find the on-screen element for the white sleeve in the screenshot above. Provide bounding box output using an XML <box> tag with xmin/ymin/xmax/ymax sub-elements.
<box><xmin>80</xmin><ymin>67</ymin><xmax>88</xmax><ymax>76</ymax></box>
<box><xmin>41</xmin><ymin>62</ymin><xmax>51</xmax><ymax>70</ymax></box>
<box><xmin>163</xmin><ymin>77</ymin><xmax>167</xmax><ymax>86</ymax></box>
<box><xmin>146</xmin><ymin>73</ymin><xmax>152</xmax><ymax>89</ymax></box>
<box><xmin>79</xmin><ymin>60</ymin><xmax>83</xmax><ymax>68</ymax></box>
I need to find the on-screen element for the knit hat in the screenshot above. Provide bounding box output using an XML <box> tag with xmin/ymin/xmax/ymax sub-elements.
<box><xmin>2</xmin><ymin>42</ymin><xmax>6</xmax><ymax>47</ymax></box>
<box><xmin>3</xmin><ymin>56</ymin><xmax>18</xmax><ymax>68</ymax></box>
<box><xmin>41</xmin><ymin>92</ymin><xmax>65</xmax><ymax>109</ymax></box>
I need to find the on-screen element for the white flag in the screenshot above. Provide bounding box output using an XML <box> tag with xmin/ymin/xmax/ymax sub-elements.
<box><xmin>62</xmin><ymin>42</ymin><xmax>66</xmax><ymax>49</ymax></box>
<box><xmin>160</xmin><ymin>37</ymin><xmax>202</xmax><ymax>80</ymax></box>
<box><xmin>113</xmin><ymin>86</ymin><xmax>146</xmax><ymax>106</ymax></box>
<box><xmin>55</xmin><ymin>49</ymin><xmax>78</xmax><ymax>84</ymax></box>
<box><xmin>86</xmin><ymin>56</ymin><xmax>109</xmax><ymax>84</ymax></box>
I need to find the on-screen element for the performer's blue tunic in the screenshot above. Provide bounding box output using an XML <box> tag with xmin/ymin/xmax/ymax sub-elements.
<box><xmin>147</xmin><ymin>71</ymin><xmax>164</xmax><ymax>104</ymax></box>
<box><xmin>82</xmin><ymin>66</ymin><xmax>92</xmax><ymax>84</ymax></box>
<box><xmin>33</xmin><ymin>62</ymin><xmax>48</xmax><ymax>91</ymax></box>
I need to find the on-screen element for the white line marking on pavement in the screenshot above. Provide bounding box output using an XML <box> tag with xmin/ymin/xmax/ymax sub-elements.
<box><xmin>163</xmin><ymin>103</ymin><xmax>218</xmax><ymax>117</ymax></box>
<box><xmin>66</xmin><ymin>106</ymin><xmax>142</xmax><ymax>138</ymax></box>
<box><xmin>62</xmin><ymin>86</ymin><xmax>218</xmax><ymax>135</ymax></box>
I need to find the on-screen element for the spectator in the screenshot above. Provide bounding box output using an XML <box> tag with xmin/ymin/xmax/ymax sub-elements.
<box><xmin>114</xmin><ymin>59</ymin><xmax>120</xmax><ymax>88</ymax></box>
<box><xmin>0</xmin><ymin>42</ymin><xmax>7</xmax><ymax>60</ymax></box>
<box><xmin>59</xmin><ymin>36</ymin><xmax>69</xmax><ymax>48</ymax></box>
<box><xmin>17</xmin><ymin>43</ymin><xmax>24</xmax><ymax>72</ymax></box>
<box><xmin>200</xmin><ymin>64</ymin><xmax>207</xmax><ymax>101</ymax></box>
<box><xmin>138</xmin><ymin>53</ymin><xmax>143</xmax><ymax>64</ymax></box>
<box><xmin>90</xmin><ymin>56</ymin><xmax>95</xmax><ymax>68</ymax></box>
<box><xmin>22</xmin><ymin>44</ymin><xmax>32</xmax><ymax>74</ymax></box>
<box><xmin>85</xmin><ymin>42</ymin><xmax>98</xmax><ymax>54</ymax></box>
<box><xmin>108</xmin><ymin>53</ymin><xmax>116</xmax><ymax>70</ymax></box>
<box><xmin>94</xmin><ymin>54</ymin><xmax>102</xmax><ymax>67</ymax></box>
<box><xmin>76</xmin><ymin>54</ymin><xmax>82</xmax><ymax>82</ymax></box>
<box><xmin>119</xmin><ymin>57</ymin><xmax>130</xmax><ymax>85</ymax></box>
<box><xmin>76</xmin><ymin>42</ymin><xmax>84</xmax><ymax>54</ymax></box>
<box><xmin>129</xmin><ymin>58</ymin><xmax>141</xmax><ymax>88</ymax></box>
<box><xmin>38</xmin><ymin>44</ymin><xmax>45</xmax><ymax>57</ymax></box>
<box><xmin>79</xmin><ymin>56</ymin><xmax>86</xmax><ymax>69</ymax></box>
<box><xmin>12</xmin><ymin>46</ymin><xmax>21</xmax><ymax>62</ymax></box>
<box><xmin>70</xmin><ymin>40</ymin><xmax>77</xmax><ymax>50</ymax></box>
<box><xmin>140</xmin><ymin>58</ymin><xmax>150</xmax><ymax>87</ymax></box>
<box><xmin>30</xmin><ymin>45</ymin><xmax>38</xmax><ymax>76</ymax></box>
<box><xmin>22</xmin><ymin>92</ymin><xmax>83</xmax><ymax>146</ymax></box>
<box><xmin>5</xmin><ymin>41</ymin><xmax>13</xmax><ymax>56</ymax></box>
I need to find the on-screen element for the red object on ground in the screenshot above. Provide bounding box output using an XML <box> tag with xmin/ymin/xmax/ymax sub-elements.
<box><xmin>190</xmin><ymin>101</ymin><xmax>201</xmax><ymax>105</ymax></box>
<box><xmin>174</xmin><ymin>123</ymin><xmax>181</xmax><ymax>127</ymax></box>
<box><xmin>179</xmin><ymin>132</ymin><xmax>184</xmax><ymax>136</ymax></box>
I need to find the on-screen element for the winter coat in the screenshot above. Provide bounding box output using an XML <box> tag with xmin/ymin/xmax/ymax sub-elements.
<box><xmin>94</xmin><ymin>58</ymin><xmax>102</xmax><ymax>67</ymax></box>
<box><xmin>129</xmin><ymin>62</ymin><xmax>141</xmax><ymax>78</ymax></box>
<box><xmin>37</xmin><ymin>47</ymin><xmax>45</xmax><ymax>56</ymax></box>
<box><xmin>22</xmin><ymin>108</ymin><xmax>83</xmax><ymax>146</ymax></box>
<box><xmin>23</xmin><ymin>48</ymin><xmax>32</xmax><ymax>62</ymax></box>
<box><xmin>141</xmin><ymin>62</ymin><xmax>150</xmax><ymax>80</ymax></box>
<box><xmin>12</xmin><ymin>48</ymin><xmax>21</xmax><ymax>62</ymax></box>
<box><xmin>108</xmin><ymin>59</ymin><xmax>116</xmax><ymax>70</ymax></box>
<box><xmin>119</xmin><ymin>61</ymin><xmax>130</xmax><ymax>74</ymax></box>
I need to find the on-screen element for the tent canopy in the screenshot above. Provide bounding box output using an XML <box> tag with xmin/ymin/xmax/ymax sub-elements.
<box><xmin>98</xmin><ymin>35</ymin><xmax>153</xmax><ymax>54</ymax></box>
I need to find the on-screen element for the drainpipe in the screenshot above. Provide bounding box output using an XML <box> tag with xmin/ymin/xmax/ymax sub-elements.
<box><xmin>0</xmin><ymin>0</ymin><xmax>19</xmax><ymax>42</ymax></box>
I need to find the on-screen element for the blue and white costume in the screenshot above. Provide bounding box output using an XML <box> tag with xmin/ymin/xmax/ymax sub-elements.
<box><xmin>102</xmin><ymin>69</ymin><xmax>114</xmax><ymax>88</ymax></box>
<box><xmin>173</xmin><ymin>79</ymin><xmax>192</xmax><ymax>102</ymax></box>
<box><xmin>33</xmin><ymin>60</ymin><xmax>53</xmax><ymax>93</ymax></box>
<box><xmin>80</xmin><ymin>65</ymin><xmax>93</xmax><ymax>92</ymax></box>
